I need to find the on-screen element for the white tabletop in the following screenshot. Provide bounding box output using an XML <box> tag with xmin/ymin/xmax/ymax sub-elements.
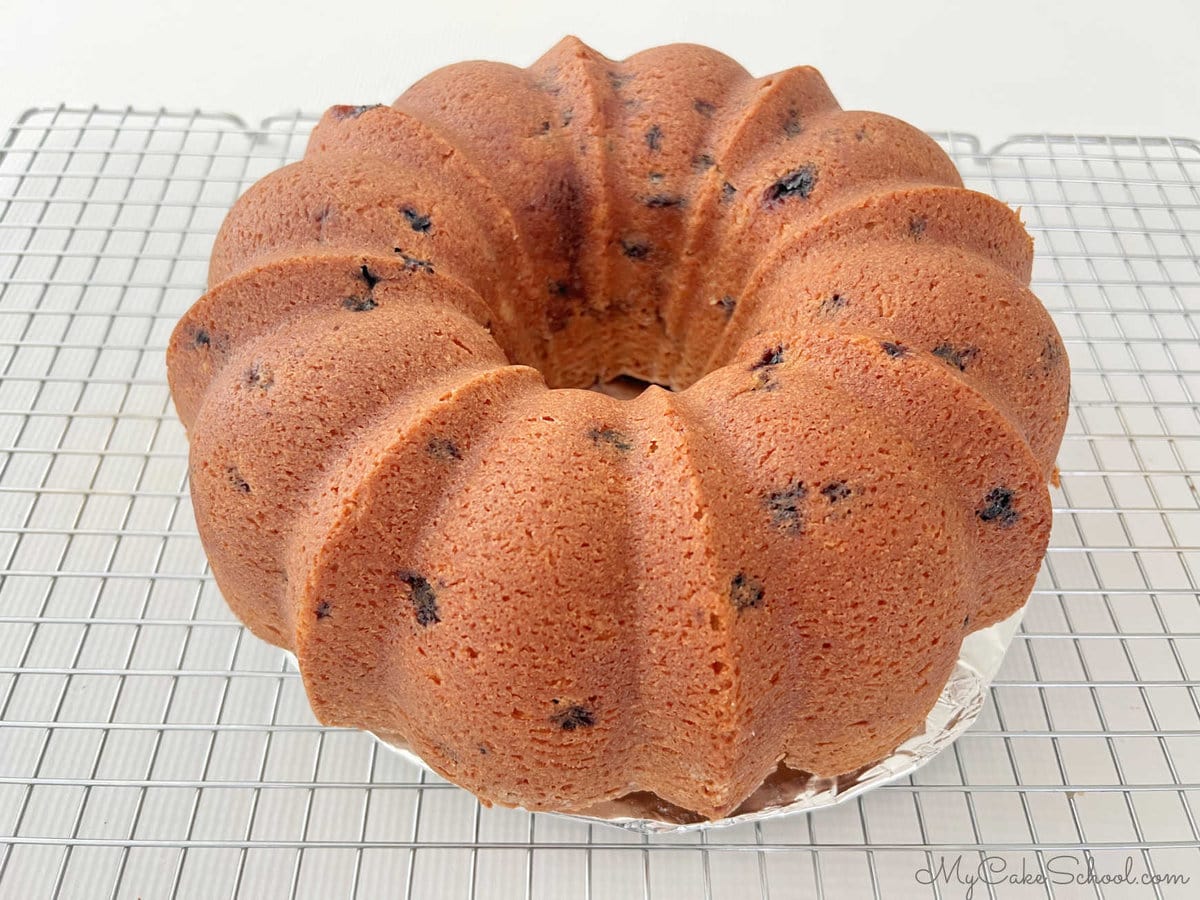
<box><xmin>3</xmin><ymin>0</ymin><xmax>1198</xmax><ymax>146</ymax></box>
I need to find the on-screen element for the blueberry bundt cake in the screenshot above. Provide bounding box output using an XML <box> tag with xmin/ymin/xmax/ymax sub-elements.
<box><xmin>168</xmin><ymin>37</ymin><xmax>1069</xmax><ymax>820</ymax></box>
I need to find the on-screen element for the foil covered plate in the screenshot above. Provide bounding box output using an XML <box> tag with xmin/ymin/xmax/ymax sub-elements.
<box><xmin>337</xmin><ymin>605</ymin><xmax>1026</xmax><ymax>834</ymax></box>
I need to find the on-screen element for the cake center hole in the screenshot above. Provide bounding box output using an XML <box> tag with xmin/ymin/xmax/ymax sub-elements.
<box><xmin>590</xmin><ymin>374</ymin><xmax>673</xmax><ymax>400</ymax></box>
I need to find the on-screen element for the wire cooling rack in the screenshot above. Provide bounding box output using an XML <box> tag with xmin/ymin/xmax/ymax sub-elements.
<box><xmin>1</xmin><ymin>107</ymin><xmax>1199</xmax><ymax>900</ymax></box>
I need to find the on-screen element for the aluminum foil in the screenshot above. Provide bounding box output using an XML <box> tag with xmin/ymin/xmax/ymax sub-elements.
<box><xmin>296</xmin><ymin>605</ymin><xmax>1023</xmax><ymax>834</ymax></box>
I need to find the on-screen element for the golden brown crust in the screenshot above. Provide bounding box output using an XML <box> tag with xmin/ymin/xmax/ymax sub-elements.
<box><xmin>167</xmin><ymin>37</ymin><xmax>1070</xmax><ymax>820</ymax></box>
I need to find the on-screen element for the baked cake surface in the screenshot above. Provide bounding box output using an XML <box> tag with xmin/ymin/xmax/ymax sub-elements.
<box><xmin>167</xmin><ymin>37</ymin><xmax>1069</xmax><ymax>820</ymax></box>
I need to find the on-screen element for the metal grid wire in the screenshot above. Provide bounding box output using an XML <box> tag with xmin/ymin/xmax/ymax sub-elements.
<box><xmin>1</xmin><ymin>106</ymin><xmax>1199</xmax><ymax>900</ymax></box>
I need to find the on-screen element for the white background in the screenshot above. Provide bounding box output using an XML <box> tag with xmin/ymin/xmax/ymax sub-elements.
<box><xmin>3</xmin><ymin>0</ymin><xmax>1199</xmax><ymax>146</ymax></box>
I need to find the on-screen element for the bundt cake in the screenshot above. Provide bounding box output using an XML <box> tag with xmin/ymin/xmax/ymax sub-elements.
<box><xmin>167</xmin><ymin>36</ymin><xmax>1069</xmax><ymax>821</ymax></box>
